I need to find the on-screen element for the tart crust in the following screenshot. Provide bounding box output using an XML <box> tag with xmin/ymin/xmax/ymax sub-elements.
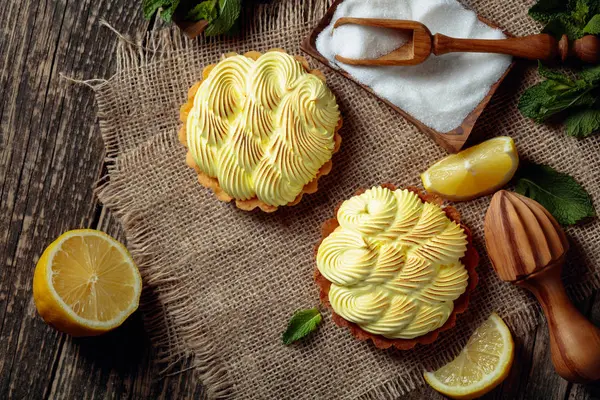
<box><xmin>179</xmin><ymin>49</ymin><xmax>343</xmax><ymax>212</ymax></box>
<box><xmin>314</xmin><ymin>184</ymin><xmax>479</xmax><ymax>350</ymax></box>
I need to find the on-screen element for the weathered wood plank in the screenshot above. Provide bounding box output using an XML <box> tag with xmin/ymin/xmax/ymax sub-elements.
<box><xmin>49</xmin><ymin>208</ymin><xmax>206</xmax><ymax>399</ymax></box>
<box><xmin>406</xmin><ymin>328</ymin><xmax>539</xmax><ymax>400</ymax></box>
<box><xmin>486</xmin><ymin>327</ymin><xmax>538</xmax><ymax>400</ymax></box>
<box><xmin>521</xmin><ymin>320</ymin><xmax>571</xmax><ymax>399</ymax></box>
<box><xmin>566</xmin><ymin>293</ymin><xmax>600</xmax><ymax>400</ymax></box>
<box><xmin>405</xmin><ymin>292</ymin><xmax>600</xmax><ymax>400</ymax></box>
<box><xmin>0</xmin><ymin>0</ymin><xmax>80</xmax><ymax>396</ymax></box>
<box><xmin>522</xmin><ymin>293</ymin><xmax>598</xmax><ymax>400</ymax></box>
<box><xmin>0</xmin><ymin>0</ymin><xmax>149</xmax><ymax>398</ymax></box>
<box><xmin>0</xmin><ymin>0</ymin><xmax>598</xmax><ymax>397</ymax></box>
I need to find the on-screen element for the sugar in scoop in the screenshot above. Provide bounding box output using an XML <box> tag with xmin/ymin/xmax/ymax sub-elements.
<box><xmin>333</xmin><ymin>25</ymin><xmax>409</xmax><ymax>60</ymax></box>
<box><xmin>316</xmin><ymin>0</ymin><xmax>512</xmax><ymax>133</ymax></box>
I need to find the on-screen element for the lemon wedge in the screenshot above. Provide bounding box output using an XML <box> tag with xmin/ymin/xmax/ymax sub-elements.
<box><xmin>424</xmin><ymin>313</ymin><xmax>514</xmax><ymax>400</ymax></box>
<box><xmin>33</xmin><ymin>229</ymin><xmax>142</xmax><ymax>337</ymax></box>
<box><xmin>421</xmin><ymin>137</ymin><xmax>518</xmax><ymax>201</ymax></box>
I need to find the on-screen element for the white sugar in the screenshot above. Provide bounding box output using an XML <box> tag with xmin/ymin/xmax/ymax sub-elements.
<box><xmin>334</xmin><ymin>25</ymin><xmax>409</xmax><ymax>60</ymax></box>
<box><xmin>315</xmin><ymin>0</ymin><xmax>512</xmax><ymax>133</ymax></box>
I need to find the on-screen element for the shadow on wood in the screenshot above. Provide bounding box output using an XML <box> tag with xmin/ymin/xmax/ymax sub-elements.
<box><xmin>73</xmin><ymin>312</ymin><xmax>149</xmax><ymax>374</ymax></box>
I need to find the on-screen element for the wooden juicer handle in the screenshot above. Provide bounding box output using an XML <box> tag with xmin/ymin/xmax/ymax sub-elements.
<box><xmin>519</xmin><ymin>264</ymin><xmax>600</xmax><ymax>382</ymax></box>
<box><xmin>434</xmin><ymin>33</ymin><xmax>600</xmax><ymax>63</ymax></box>
<box><xmin>330</xmin><ymin>18</ymin><xmax>600</xmax><ymax>65</ymax></box>
<box><xmin>485</xmin><ymin>191</ymin><xmax>600</xmax><ymax>383</ymax></box>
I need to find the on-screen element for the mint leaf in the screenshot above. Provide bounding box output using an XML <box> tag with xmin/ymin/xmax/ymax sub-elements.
<box><xmin>590</xmin><ymin>0</ymin><xmax>600</xmax><ymax>14</ymax></box>
<box><xmin>186</xmin><ymin>0</ymin><xmax>218</xmax><ymax>22</ymax></box>
<box><xmin>584</xmin><ymin>14</ymin><xmax>600</xmax><ymax>33</ymax></box>
<box><xmin>518</xmin><ymin>80</ymin><xmax>563</xmax><ymax>122</ymax></box>
<box><xmin>282</xmin><ymin>308</ymin><xmax>322</xmax><ymax>345</ymax></box>
<box><xmin>538</xmin><ymin>62</ymin><xmax>574</xmax><ymax>84</ymax></box>
<box><xmin>518</xmin><ymin>65</ymin><xmax>598</xmax><ymax>123</ymax></box>
<box><xmin>565</xmin><ymin>108</ymin><xmax>600</xmax><ymax>137</ymax></box>
<box><xmin>543</xmin><ymin>89</ymin><xmax>596</xmax><ymax>116</ymax></box>
<box><xmin>142</xmin><ymin>0</ymin><xmax>168</xmax><ymax>20</ymax></box>
<box><xmin>204</xmin><ymin>0</ymin><xmax>242</xmax><ymax>36</ymax></box>
<box><xmin>529</xmin><ymin>0</ymin><xmax>570</xmax><ymax>23</ymax></box>
<box><xmin>530</xmin><ymin>0</ymin><xmax>595</xmax><ymax>38</ymax></box>
<box><xmin>518</xmin><ymin>80</ymin><xmax>595</xmax><ymax>122</ymax></box>
<box><xmin>161</xmin><ymin>0</ymin><xmax>180</xmax><ymax>22</ymax></box>
<box><xmin>142</xmin><ymin>0</ymin><xmax>179</xmax><ymax>22</ymax></box>
<box><xmin>543</xmin><ymin>15</ymin><xmax>586</xmax><ymax>38</ymax></box>
<box><xmin>580</xmin><ymin>65</ymin><xmax>600</xmax><ymax>84</ymax></box>
<box><xmin>520</xmin><ymin>61</ymin><xmax>600</xmax><ymax>137</ymax></box>
<box><xmin>573</xmin><ymin>0</ymin><xmax>591</xmax><ymax>25</ymax></box>
<box><xmin>515</xmin><ymin>163</ymin><xmax>595</xmax><ymax>225</ymax></box>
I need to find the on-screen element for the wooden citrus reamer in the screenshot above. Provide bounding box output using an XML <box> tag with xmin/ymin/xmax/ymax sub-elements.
<box><xmin>484</xmin><ymin>190</ymin><xmax>600</xmax><ymax>383</ymax></box>
<box><xmin>333</xmin><ymin>18</ymin><xmax>600</xmax><ymax>66</ymax></box>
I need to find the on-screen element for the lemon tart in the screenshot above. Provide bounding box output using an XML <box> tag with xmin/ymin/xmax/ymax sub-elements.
<box><xmin>315</xmin><ymin>184</ymin><xmax>479</xmax><ymax>349</ymax></box>
<box><xmin>179</xmin><ymin>49</ymin><xmax>343</xmax><ymax>212</ymax></box>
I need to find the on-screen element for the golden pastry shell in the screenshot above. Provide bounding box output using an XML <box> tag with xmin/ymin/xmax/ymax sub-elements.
<box><xmin>179</xmin><ymin>49</ymin><xmax>343</xmax><ymax>212</ymax></box>
<box><xmin>314</xmin><ymin>184</ymin><xmax>480</xmax><ymax>350</ymax></box>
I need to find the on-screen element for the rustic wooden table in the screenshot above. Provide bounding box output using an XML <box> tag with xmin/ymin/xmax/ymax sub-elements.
<box><xmin>1</xmin><ymin>1</ymin><xmax>600</xmax><ymax>399</ymax></box>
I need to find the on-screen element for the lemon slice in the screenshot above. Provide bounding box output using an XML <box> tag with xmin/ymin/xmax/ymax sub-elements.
<box><xmin>421</xmin><ymin>137</ymin><xmax>518</xmax><ymax>201</ymax></box>
<box><xmin>424</xmin><ymin>313</ymin><xmax>514</xmax><ymax>400</ymax></box>
<box><xmin>33</xmin><ymin>229</ymin><xmax>142</xmax><ymax>337</ymax></box>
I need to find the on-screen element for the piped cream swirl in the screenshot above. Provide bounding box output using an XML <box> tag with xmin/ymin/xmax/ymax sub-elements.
<box><xmin>186</xmin><ymin>51</ymin><xmax>340</xmax><ymax>206</ymax></box>
<box><xmin>317</xmin><ymin>187</ymin><xmax>469</xmax><ymax>339</ymax></box>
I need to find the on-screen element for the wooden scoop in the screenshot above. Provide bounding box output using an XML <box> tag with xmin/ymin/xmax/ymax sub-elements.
<box><xmin>333</xmin><ymin>18</ymin><xmax>600</xmax><ymax>66</ymax></box>
<box><xmin>484</xmin><ymin>190</ymin><xmax>600</xmax><ymax>383</ymax></box>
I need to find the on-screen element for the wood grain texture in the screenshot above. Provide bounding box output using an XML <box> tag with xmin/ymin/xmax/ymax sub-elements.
<box><xmin>520</xmin><ymin>267</ymin><xmax>600</xmax><ymax>383</ymax></box>
<box><xmin>485</xmin><ymin>191</ymin><xmax>569</xmax><ymax>282</ymax></box>
<box><xmin>0</xmin><ymin>0</ymin><xmax>599</xmax><ymax>398</ymax></box>
<box><xmin>48</xmin><ymin>210</ymin><xmax>206</xmax><ymax>400</ymax></box>
<box><xmin>331</xmin><ymin>19</ymin><xmax>562</xmax><ymax>66</ymax></box>
<box><xmin>0</xmin><ymin>0</ymin><xmax>201</xmax><ymax>398</ymax></box>
<box><xmin>486</xmin><ymin>191</ymin><xmax>600</xmax><ymax>383</ymax></box>
<box><xmin>175</xmin><ymin>19</ymin><xmax>209</xmax><ymax>39</ymax></box>
<box><xmin>411</xmin><ymin>294</ymin><xmax>600</xmax><ymax>400</ymax></box>
<box><xmin>571</xmin><ymin>35</ymin><xmax>600</xmax><ymax>64</ymax></box>
<box><xmin>433</xmin><ymin>33</ymin><xmax>559</xmax><ymax>61</ymax></box>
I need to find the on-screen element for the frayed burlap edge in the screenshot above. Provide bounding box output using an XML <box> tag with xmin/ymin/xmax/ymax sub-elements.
<box><xmin>94</xmin><ymin>1</ymin><xmax>335</xmax><ymax>399</ymax></box>
<box><xmin>88</xmin><ymin>0</ymin><xmax>600</xmax><ymax>398</ymax></box>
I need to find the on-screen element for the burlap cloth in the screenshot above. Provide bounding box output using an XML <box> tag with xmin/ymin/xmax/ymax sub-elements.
<box><xmin>93</xmin><ymin>0</ymin><xmax>600</xmax><ymax>398</ymax></box>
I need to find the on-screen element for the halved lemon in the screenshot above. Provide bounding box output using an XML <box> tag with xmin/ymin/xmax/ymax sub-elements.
<box><xmin>421</xmin><ymin>137</ymin><xmax>518</xmax><ymax>201</ymax></box>
<box><xmin>424</xmin><ymin>313</ymin><xmax>514</xmax><ymax>400</ymax></box>
<box><xmin>33</xmin><ymin>229</ymin><xmax>142</xmax><ymax>337</ymax></box>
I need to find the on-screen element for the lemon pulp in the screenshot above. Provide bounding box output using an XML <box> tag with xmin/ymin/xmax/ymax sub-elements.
<box><xmin>33</xmin><ymin>229</ymin><xmax>142</xmax><ymax>336</ymax></box>
<box><xmin>424</xmin><ymin>313</ymin><xmax>514</xmax><ymax>400</ymax></box>
<box><xmin>421</xmin><ymin>137</ymin><xmax>518</xmax><ymax>201</ymax></box>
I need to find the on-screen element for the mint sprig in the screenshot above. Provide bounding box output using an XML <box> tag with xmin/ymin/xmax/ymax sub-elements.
<box><xmin>584</xmin><ymin>14</ymin><xmax>600</xmax><ymax>33</ymax></box>
<box><xmin>205</xmin><ymin>0</ymin><xmax>242</xmax><ymax>36</ymax></box>
<box><xmin>515</xmin><ymin>162</ymin><xmax>595</xmax><ymax>225</ymax></box>
<box><xmin>518</xmin><ymin>63</ymin><xmax>600</xmax><ymax>137</ymax></box>
<box><xmin>143</xmin><ymin>0</ymin><xmax>180</xmax><ymax>22</ymax></box>
<box><xmin>141</xmin><ymin>0</ymin><xmax>242</xmax><ymax>35</ymax></box>
<box><xmin>565</xmin><ymin>107</ymin><xmax>600</xmax><ymax>137</ymax></box>
<box><xmin>282</xmin><ymin>308</ymin><xmax>322</xmax><ymax>345</ymax></box>
<box><xmin>519</xmin><ymin>0</ymin><xmax>600</xmax><ymax>138</ymax></box>
<box><xmin>529</xmin><ymin>0</ymin><xmax>600</xmax><ymax>39</ymax></box>
<box><xmin>187</xmin><ymin>0</ymin><xmax>218</xmax><ymax>23</ymax></box>
<box><xmin>529</xmin><ymin>0</ymin><xmax>570</xmax><ymax>24</ymax></box>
